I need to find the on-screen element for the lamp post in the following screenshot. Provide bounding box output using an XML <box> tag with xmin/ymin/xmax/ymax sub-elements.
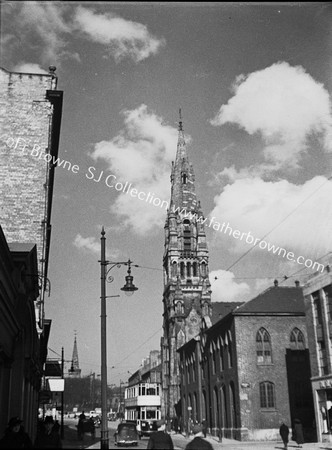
<box><xmin>99</xmin><ymin>227</ymin><xmax>138</xmax><ymax>449</ymax></box>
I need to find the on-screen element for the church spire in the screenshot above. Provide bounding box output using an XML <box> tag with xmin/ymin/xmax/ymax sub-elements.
<box><xmin>170</xmin><ymin>109</ymin><xmax>197</xmax><ymax>212</ymax></box>
<box><xmin>68</xmin><ymin>331</ymin><xmax>81</xmax><ymax>378</ymax></box>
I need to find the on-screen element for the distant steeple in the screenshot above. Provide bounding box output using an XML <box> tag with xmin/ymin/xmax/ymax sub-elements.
<box><xmin>170</xmin><ymin>109</ymin><xmax>197</xmax><ymax>212</ymax></box>
<box><xmin>68</xmin><ymin>332</ymin><xmax>81</xmax><ymax>378</ymax></box>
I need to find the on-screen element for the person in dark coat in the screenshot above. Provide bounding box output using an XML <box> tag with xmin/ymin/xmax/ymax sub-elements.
<box><xmin>147</xmin><ymin>419</ymin><xmax>174</xmax><ymax>449</ymax></box>
<box><xmin>185</xmin><ymin>423</ymin><xmax>213</xmax><ymax>450</ymax></box>
<box><xmin>293</xmin><ymin>418</ymin><xmax>304</xmax><ymax>448</ymax></box>
<box><xmin>0</xmin><ymin>417</ymin><xmax>32</xmax><ymax>449</ymax></box>
<box><xmin>279</xmin><ymin>422</ymin><xmax>289</xmax><ymax>449</ymax></box>
<box><xmin>34</xmin><ymin>416</ymin><xmax>62</xmax><ymax>448</ymax></box>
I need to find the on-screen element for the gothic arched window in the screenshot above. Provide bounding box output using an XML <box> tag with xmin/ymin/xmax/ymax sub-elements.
<box><xmin>290</xmin><ymin>328</ymin><xmax>305</xmax><ymax>350</ymax></box>
<box><xmin>186</xmin><ymin>262</ymin><xmax>191</xmax><ymax>277</ymax></box>
<box><xmin>180</xmin><ymin>262</ymin><xmax>185</xmax><ymax>278</ymax></box>
<box><xmin>256</xmin><ymin>328</ymin><xmax>272</xmax><ymax>364</ymax></box>
<box><xmin>193</xmin><ymin>262</ymin><xmax>197</xmax><ymax>277</ymax></box>
<box><xmin>201</xmin><ymin>261</ymin><xmax>207</xmax><ymax>277</ymax></box>
<box><xmin>171</xmin><ymin>261</ymin><xmax>177</xmax><ymax>277</ymax></box>
<box><xmin>181</xmin><ymin>172</ymin><xmax>187</xmax><ymax>184</ymax></box>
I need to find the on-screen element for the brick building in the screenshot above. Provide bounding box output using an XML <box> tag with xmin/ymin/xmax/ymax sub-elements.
<box><xmin>0</xmin><ymin>66</ymin><xmax>63</xmax><ymax>330</ymax></box>
<box><xmin>178</xmin><ymin>280</ymin><xmax>315</xmax><ymax>441</ymax></box>
<box><xmin>303</xmin><ymin>259</ymin><xmax>332</xmax><ymax>443</ymax></box>
<box><xmin>0</xmin><ymin>66</ymin><xmax>63</xmax><ymax>438</ymax></box>
<box><xmin>161</xmin><ymin>114</ymin><xmax>212</xmax><ymax>422</ymax></box>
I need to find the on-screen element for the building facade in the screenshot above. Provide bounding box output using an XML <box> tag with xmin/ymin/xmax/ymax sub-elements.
<box><xmin>178</xmin><ymin>281</ymin><xmax>315</xmax><ymax>441</ymax></box>
<box><xmin>0</xmin><ymin>66</ymin><xmax>63</xmax><ymax>331</ymax></box>
<box><xmin>0</xmin><ymin>226</ymin><xmax>43</xmax><ymax>438</ymax></box>
<box><xmin>0</xmin><ymin>66</ymin><xmax>63</xmax><ymax>438</ymax></box>
<box><xmin>303</xmin><ymin>260</ymin><xmax>332</xmax><ymax>443</ymax></box>
<box><xmin>161</xmin><ymin>115</ymin><xmax>212</xmax><ymax>421</ymax></box>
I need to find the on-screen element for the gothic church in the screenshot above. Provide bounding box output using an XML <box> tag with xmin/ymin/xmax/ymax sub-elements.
<box><xmin>161</xmin><ymin>114</ymin><xmax>212</xmax><ymax>420</ymax></box>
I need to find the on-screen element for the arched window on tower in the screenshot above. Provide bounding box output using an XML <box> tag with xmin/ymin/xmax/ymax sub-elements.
<box><xmin>193</xmin><ymin>262</ymin><xmax>197</xmax><ymax>277</ymax></box>
<box><xmin>201</xmin><ymin>261</ymin><xmax>207</xmax><ymax>277</ymax></box>
<box><xmin>172</xmin><ymin>261</ymin><xmax>177</xmax><ymax>277</ymax></box>
<box><xmin>180</xmin><ymin>262</ymin><xmax>185</xmax><ymax>278</ymax></box>
<box><xmin>181</xmin><ymin>172</ymin><xmax>187</xmax><ymax>184</ymax></box>
<box><xmin>183</xmin><ymin>220</ymin><xmax>191</xmax><ymax>254</ymax></box>
<box><xmin>186</xmin><ymin>262</ymin><xmax>191</xmax><ymax>277</ymax></box>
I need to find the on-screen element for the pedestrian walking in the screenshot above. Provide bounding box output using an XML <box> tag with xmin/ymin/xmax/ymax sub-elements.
<box><xmin>202</xmin><ymin>419</ymin><xmax>208</xmax><ymax>438</ymax></box>
<box><xmin>147</xmin><ymin>419</ymin><xmax>174</xmax><ymax>449</ymax></box>
<box><xmin>279</xmin><ymin>422</ymin><xmax>289</xmax><ymax>449</ymax></box>
<box><xmin>0</xmin><ymin>417</ymin><xmax>32</xmax><ymax>448</ymax></box>
<box><xmin>293</xmin><ymin>418</ymin><xmax>304</xmax><ymax>448</ymax></box>
<box><xmin>185</xmin><ymin>423</ymin><xmax>214</xmax><ymax>450</ymax></box>
<box><xmin>34</xmin><ymin>416</ymin><xmax>62</xmax><ymax>448</ymax></box>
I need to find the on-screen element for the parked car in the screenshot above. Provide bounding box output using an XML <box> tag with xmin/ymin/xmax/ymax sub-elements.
<box><xmin>114</xmin><ymin>422</ymin><xmax>138</xmax><ymax>447</ymax></box>
<box><xmin>136</xmin><ymin>419</ymin><xmax>158</xmax><ymax>438</ymax></box>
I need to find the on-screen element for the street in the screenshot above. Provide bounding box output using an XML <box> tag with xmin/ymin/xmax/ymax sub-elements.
<box><xmin>60</xmin><ymin>418</ymin><xmax>332</xmax><ymax>450</ymax></box>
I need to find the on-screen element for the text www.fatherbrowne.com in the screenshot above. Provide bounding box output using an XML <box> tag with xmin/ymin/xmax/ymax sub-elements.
<box><xmin>174</xmin><ymin>207</ymin><xmax>324</xmax><ymax>273</ymax></box>
<box><xmin>1</xmin><ymin>135</ymin><xmax>324</xmax><ymax>273</ymax></box>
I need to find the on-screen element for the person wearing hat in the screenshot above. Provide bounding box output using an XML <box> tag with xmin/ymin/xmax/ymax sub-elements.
<box><xmin>34</xmin><ymin>416</ymin><xmax>62</xmax><ymax>448</ymax></box>
<box><xmin>185</xmin><ymin>423</ymin><xmax>213</xmax><ymax>450</ymax></box>
<box><xmin>147</xmin><ymin>419</ymin><xmax>174</xmax><ymax>449</ymax></box>
<box><xmin>0</xmin><ymin>416</ymin><xmax>32</xmax><ymax>448</ymax></box>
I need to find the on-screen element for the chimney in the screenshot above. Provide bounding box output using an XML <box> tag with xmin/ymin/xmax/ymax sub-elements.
<box><xmin>274</xmin><ymin>279</ymin><xmax>278</xmax><ymax>287</ymax></box>
<box><xmin>295</xmin><ymin>280</ymin><xmax>300</xmax><ymax>287</ymax></box>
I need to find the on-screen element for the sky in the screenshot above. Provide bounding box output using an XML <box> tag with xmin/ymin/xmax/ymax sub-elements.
<box><xmin>2</xmin><ymin>1</ymin><xmax>332</xmax><ymax>385</ymax></box>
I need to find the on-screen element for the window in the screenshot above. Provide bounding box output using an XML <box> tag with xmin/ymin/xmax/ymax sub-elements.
<box><xmin>184</xmin><ymin>229</ymin><xmax>191</xmax><ymax>253</ymax></box>
<box><xmin>256</xmin><ymin>328</ymin><xmax>272</xmax><ymax>364</ymax></box>
<box><xmin>186</xmin><ymin>262</ymin><xmax>191</xmax><ymax>277</ymax></box>
<box><xmin>180</xmin><ymin>262</ymin><xmax>185</xmax><ymax>278</ymax></box>
<box><xmin>313</xmin><ymin>292</ymin><xmax>323</xmax><ymax>325</ymax></box>
<box><xmin>201</xmin><ymin>262</ymin><xmax>207</xmax><ymax>277</ymax></box>
<box><xmin>181</xmin><ymin>172</ymin><xmax>187</xmax><ymax>184</ymax></box>
<box><xmin>219</xmin><ymin>340</ymin><xmax>224</xmax><ymax>371</ymax></box>
<box><xmin>227</xmin><ymin>332</ymin><xmax>233</xmax><ymax>368</ymax></box>
<box><xmin>290</xmin><ymin>328</ymin><xmax>305</xmax><ymax>350</ymax></box>
<box><xmin>172</xmin><ymin>261</ymin><xmax>177</xmax><ymax>277</ymax></box>
<box><xmin>210</xmin><ymin>343</ymin><xmax>216</xmax><ymax>374</ymax></box>
<box><xmin>324</xmin><ymin>285</ymin><xmax>332</xmax><ymax>321</ymax></box>
<box><xmin>318</xmin><ymin>341</ymin><xmax>329</xmax><ymax>375</ymax></box>
<box><xmin>193</xmin><ymin>262</ymin><xmax>198</xmax><ymax>277</ymax></box>
<box><xmin>260</xmin><ymin>381</ymin><xmax>275</xmax><ymax>408</ymax></box>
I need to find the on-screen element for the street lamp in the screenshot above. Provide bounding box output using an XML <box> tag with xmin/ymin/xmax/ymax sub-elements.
<box><xmin>99</xmin><ymin>227</ymin><xmax>138</xmax><ymax>449</ymax></box>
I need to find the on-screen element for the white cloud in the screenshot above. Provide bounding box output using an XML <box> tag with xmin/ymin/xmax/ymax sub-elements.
<box><xmin>209</xmin><ymin>176</ymin><xmax>332</xmax><ymax>259</ymax></box>
<box><xmin>16</xmin><ymin>2</ymin><xmax>75</xmax><ymax>65</ymax></box>
<box><xmin>211</xmin><ymin>62</ymin><xmax>332</xmax><ymax>170</ymax></box>
<box><xmin>209</xmin><ymin>269</ymin><xmax>250</xmax><ymax>302</ymax></box>
<box><xmin>90</xmin><ymin>105</ymin><xmax>180</xmax><ymax>235</ymax></box>
<box><xmin>73</xmin><ymin>234</ymin><xmax>100</xmax><ymax>254</ymax></box>
<box><xmin>73</xmin><ymin>233</ymin><xmax>121</xmax><ymax>259</ymax></box>
<box><xmin>13</xmin><ymin>63</ymin><xmax>48</xmax><ymax>74</ymax></box>
<box><xmin>74</xmin><ymin>6</ymin><xmax>165</xmax><ymax>63</ymax></box>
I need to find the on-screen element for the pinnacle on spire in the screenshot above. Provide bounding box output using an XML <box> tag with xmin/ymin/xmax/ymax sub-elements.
<box><xmin>179</xmin><ymin>108</ymin><xmax>183</xmax><ymax>131</ymax></box>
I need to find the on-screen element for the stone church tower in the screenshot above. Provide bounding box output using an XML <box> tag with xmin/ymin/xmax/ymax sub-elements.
<box><xmin>161</xmin><ymin>113</ymin><xmax>212</xmax><ymax>421</ymax></box>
